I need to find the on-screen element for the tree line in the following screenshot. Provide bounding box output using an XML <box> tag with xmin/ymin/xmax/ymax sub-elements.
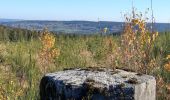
<box><xmin>0</xmin><ymin>25</ymin><xmax>41</xmax><ymax>42</ymax></box>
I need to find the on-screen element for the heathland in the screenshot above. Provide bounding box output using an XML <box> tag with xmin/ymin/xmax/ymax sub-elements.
<box><xmin>0</xmin><ymin>16</ymin><xmax>170</xmax><ymax>99</ymax></box>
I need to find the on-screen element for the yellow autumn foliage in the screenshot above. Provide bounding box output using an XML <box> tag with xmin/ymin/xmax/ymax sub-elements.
<box><xmin>38</xmin><ymin>29</ymin><xmax>60</xmax><ymax>73</ymax></box>
<box><xmin>164</xmin><ymin>55</ymin><xmax>170</xmax><ymax>72</ymax></box>
<box><xmin>116</xmin><ymin>12</ymin><xmax>159</xmax><ymax>73</ymax></box>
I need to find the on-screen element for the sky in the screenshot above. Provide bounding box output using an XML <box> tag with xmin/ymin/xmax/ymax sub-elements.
<box><xmin>0</xmin><ymin>0</ymin><xmax>169</xmax><ymax>23</ymax></box>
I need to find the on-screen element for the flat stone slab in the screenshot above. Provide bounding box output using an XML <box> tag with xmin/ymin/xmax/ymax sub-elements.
<box><xmin>40</xmin><ymin>67</ymin><xmax>156</xmax><ymax>100</ymax></box>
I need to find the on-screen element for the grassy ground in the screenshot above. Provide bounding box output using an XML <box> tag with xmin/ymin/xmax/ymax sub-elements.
<box><xmin>0</xmin><ymin>32</ymin><xmax>169</xmax><ymax>99</ymax></box>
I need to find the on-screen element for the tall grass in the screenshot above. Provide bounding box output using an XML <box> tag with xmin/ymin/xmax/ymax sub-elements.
<box><xmin>0</xmin><ymin>33</ymin><xmax>120</xmax><ymax>99</ymax></box>
<box><xmin>0</xmin><ymin>22</ymin><xmax>170</xmax><ymax>99</ymax></box>
<box><xmin>0</xmin><ymin>32</ymin><xmax>169</xmax><ymax>99</ymax></box>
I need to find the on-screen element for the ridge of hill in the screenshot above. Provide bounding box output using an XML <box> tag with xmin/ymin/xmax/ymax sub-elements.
<box><xmin>0</xmin><ymin>19</ymin><xmax>170</xmax><ymax>34</ymax></box>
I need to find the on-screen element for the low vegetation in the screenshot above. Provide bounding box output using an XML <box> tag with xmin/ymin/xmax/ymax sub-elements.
<box><xmin>0</xmin><ymin>15</ymin><xmax>170</xmax><ymax>99</ymax></box>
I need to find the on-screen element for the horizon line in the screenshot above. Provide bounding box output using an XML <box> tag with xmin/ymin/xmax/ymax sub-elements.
<box><xmin>1</xmin><ymin>18</ymin><xmax>170</xmax><ymax>24</ymax></box>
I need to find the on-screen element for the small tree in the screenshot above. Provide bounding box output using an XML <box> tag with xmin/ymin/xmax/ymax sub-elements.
<box><xmin>38</xmin><ymin>29</ymin><xmax>60</xmax><ymax>74</ymax></box>
<box><xmin>115</xmin><ymin>12</ymin><xmax>159</xmax><ymax>74</ymax></box>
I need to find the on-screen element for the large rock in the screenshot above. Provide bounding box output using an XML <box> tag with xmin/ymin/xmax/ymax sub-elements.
<box><xmin>40</xmin><ymin>67</ymin><xmax>156</xmax><ymax>100</ymax></box>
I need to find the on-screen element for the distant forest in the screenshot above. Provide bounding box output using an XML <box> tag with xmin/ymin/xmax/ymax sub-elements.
<box><xmin>1</xmin><ymin>20</ymin><xmax>170</xmax><ymax>34</ymax></box>
<box><xmin>0</xmin><ymin>25</ymin><xmax>40</xmax><ymax>41</ymax></box>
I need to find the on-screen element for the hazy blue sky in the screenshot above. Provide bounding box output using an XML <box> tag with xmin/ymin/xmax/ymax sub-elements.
<box><xmin>0</xmin><ymin>0</ymin><xmax>169</xmax><ymax>22</ymax></box>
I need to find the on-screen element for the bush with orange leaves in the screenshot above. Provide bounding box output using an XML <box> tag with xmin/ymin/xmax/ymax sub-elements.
<box><xmin>115</xmin><ymin>12</ymin><xmax>159</xmax><ymax>74</ymax></box>
<box><xmin>38</xmin><ymin>29</ymin><xmax>60</xmax><ymax>73</ymax></box>
<box><xmin>164</xmin><ymin>55</ymin><xmax>170</xmax><ymax>72</ymax></box>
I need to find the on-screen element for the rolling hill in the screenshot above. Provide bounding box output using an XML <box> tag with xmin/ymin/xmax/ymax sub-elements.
<box><xmin>0</xmin><ymin>19</ymin><xmax>170</xmax><ymax>34</ymax></box>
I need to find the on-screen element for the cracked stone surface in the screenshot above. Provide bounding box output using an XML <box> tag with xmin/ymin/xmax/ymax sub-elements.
<box><xmin>40</xmin><ymin>68</ymin><xmax>156</xmax><ymax>100</ymax></box>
